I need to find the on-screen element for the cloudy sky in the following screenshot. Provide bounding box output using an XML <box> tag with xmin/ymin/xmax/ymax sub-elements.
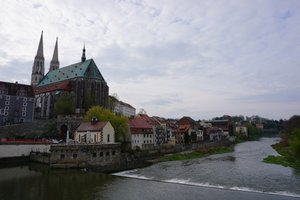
<box><xmin>0</xmin><ymin>0</ymin><xmax>300</xmax><ymax>120</ymax></box>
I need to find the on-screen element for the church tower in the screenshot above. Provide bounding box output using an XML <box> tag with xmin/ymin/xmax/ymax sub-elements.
<box><xmin>81</xmin><ymin>44</ymin><xmax>86</xmax><ymax>62</ymax></box>
<box><xmin>31</xmin><ymin>31</ymin><xmax>45</xmax><ymax>86</ymax></box>
<box><xmin>49</xmin><ymin>37</ymin><xmax>59</xmax><ymax>72</ymax></box>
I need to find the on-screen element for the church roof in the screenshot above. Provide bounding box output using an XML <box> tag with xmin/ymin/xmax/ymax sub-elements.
<box><xmin>36</xmin><ymin>58</ymin><xmax>106</xmax><ymax>87</ymax></box>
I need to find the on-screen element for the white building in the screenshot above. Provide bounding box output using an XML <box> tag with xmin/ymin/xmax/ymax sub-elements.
<box><xmin>129</xmin><ymin>117</ymin><xmax>154</xmax><ymax>150</ymax></box>
<box><xmin>114</xmin><ymin>101</ymin><xmax>136</xmax><ymax>117</ymax></box>
<box><xmin>235</xmin><ymin>125</ymin><xmax>248</xmax><ymax>137</ymax></box>
<box><xmin>74</xmin><ymin>119</ymin><xmax>115</xmax><ymax>144</ymax></box>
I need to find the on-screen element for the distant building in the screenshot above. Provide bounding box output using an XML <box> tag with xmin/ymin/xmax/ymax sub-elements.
<box><xmin>114</xmin><ymin>101</ymin><xmax>136</xmax><ymax>117</ymax></box>
<box><xmin>32</xmin><ymin>32</ymin><xmax>109</xmax><ymax>119</ymax></box>
<box><xmin>235</xmin><ymin>125</ymin><xmax>248</xmax><ymax>137</ymax></box>
<box><xmin>207</xmin><ymin>127</ymin><xmax>225</xmax><ymax>141</ymax></box>
<box><xmin>74</xmin><ymin>118</ymin><xmax>115</xmax><ymax>144</ymax></box>
<box><xmin>0</xmin><ymin>81</ymin><xmax>34</xmax><ymax>125</ymax></box>
<box><xmin>175</xmin><ymin>116</ymin><xmax>203</xmax><ymax>144</ymax></box>
<box><xmin>210</xmin><ymin>119</ymin><xmax>233</xmax><ymax>136</ymax></box>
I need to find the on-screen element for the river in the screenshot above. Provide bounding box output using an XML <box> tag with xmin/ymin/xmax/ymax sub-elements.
<box><xmin>0</xmin><ymin>137</ymin><xmax>300</xmax><ymax>200</ymax></box>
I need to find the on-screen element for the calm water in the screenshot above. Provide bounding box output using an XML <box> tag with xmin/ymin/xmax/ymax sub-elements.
<box><xmin>1</xmin><ymin>137</ymin><xmax>300</xmax><ymax>200</ymax></box>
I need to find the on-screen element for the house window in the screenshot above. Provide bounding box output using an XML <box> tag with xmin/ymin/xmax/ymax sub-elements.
<box><xmin>5</xmin><ymin>101</ymin><xmax>9</xmax><ymax>105</ymax></box>
<box><xmin>4</xmin><ymin>106</ymin><xmax>9</xmax><ymax>110</ymax></box>
<box><xmin>23</xmin><ymin>102</ymin><xmax>27</xmax><ymax>106</ymax></box>
<box><xmin>106</xmin><ymin>152</ymin><xmax>110</xmax><ymax>156</ymax></box>
<box><xmin>73</xmin><ymin>154</ymin><xmax>77</xmax><ymax>158</ymax></box>
<box><xmin>92</xmin><ymin>153</ymin><xmax>96</xmax><ymax>158</ymax></box>
<box><xmin>107</xmin><ymin>134</ymin><xmax>110</xmax><ymax>143</ymax></box>
<box><xmin>19</xmin><ymin>118</ymin><xmax>24</xmax><ymax>123</ymax></box>
<box><xmin>60</xmin><ymin>154</ymin><xmax>65</xmax><ymax>159</ymax></box>
<box><xmin>100</xmin><ymin>152</ymin><xmax>103</xmax><ymax>157</ymax></box>
<box><xmin>4</xmin><ymin>111</ymin><xmax>8</xmax><ymax>116</ymax></box>
<box><xmin>94</xmin><ymin>135</ymin><xmax>96</xmax><ymax>143</ymax></box>
<box><xmin>112</xmin><ymin>151</ymin><xmax>116</xmax><ymax>156</ymax></box>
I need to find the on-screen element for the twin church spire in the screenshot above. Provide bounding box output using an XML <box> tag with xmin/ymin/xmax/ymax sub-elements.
<box><xmin>49</xmin><ymin>37</ymin><xmax>59</xmax><ymax>72</ymax></box>
<box><xmin>31</xmin><ymin>31</ymin><xmax>45</xmax><ymax>86</ymax></box>
<box><xmin>31</xmin><ymin>31</ymin><xmax>86</xmax><ymax>86</ymax></box>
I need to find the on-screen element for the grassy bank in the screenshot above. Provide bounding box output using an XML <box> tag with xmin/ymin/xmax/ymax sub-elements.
<box><xmin>263</xmin><ymin>142</ymin><xmax>300</xmax><ymax>171</ymax></box>
<box><xmin>158</xmin><ymin>146</ymin><xmax>234</xmax><ymax>162</ymax></box>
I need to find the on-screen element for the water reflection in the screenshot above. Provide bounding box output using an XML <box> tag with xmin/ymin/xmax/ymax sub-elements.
<box><xmin>0</xmin><ymin>163</ymin><xmax>115</xmax><ymax>200</ymax></box>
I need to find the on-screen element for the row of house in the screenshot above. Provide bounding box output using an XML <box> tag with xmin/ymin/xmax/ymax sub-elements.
<box><xmin>72</xmin><ymin>113</ymin><xmax>246</xmax><ymax>150</ymax></box>
<box><xmin>128</xmin><ymin>115</ymin><xmax>253</xmax><ymax>150</ymax></box>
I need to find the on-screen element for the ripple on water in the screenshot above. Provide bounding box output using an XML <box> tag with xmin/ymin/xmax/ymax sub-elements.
<box><xmin>114</xmin><ymin>137</ymin><xmax>300</xmax><ymax>196</ymax></box>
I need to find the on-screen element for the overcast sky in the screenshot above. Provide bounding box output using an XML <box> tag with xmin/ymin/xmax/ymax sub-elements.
<box><xmin>0</xmin><ymin>0</ymin><xmax>300</xmax><ymax>120</ymax></box>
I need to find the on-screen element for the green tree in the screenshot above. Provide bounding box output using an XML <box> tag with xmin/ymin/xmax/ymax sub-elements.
<box><xmin>246</xmin><ymin>123</ymin><xmax>262</xmax><ymax>140</ymax></box>
<box><xmin>108</xmin><ymin>95</ymin><xmax>119</xmax><ymax>112</ymax></box>
<box><xmin>289</xmin><ymin>128</ymin><xmax>300</xmax><ymax>159</ymax></box>
<box><xmin>54</xmin><ymin>92</ymin><xmax>75</xmax><ymax>115</ymax></box>
<box><xmin>85</xmin><ymin>106</ymin><xmax>129</xmax><ymax>142</ymax></box>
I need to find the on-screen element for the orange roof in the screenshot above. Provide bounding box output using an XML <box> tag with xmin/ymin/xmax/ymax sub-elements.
<box><xmin>179</xmin><ymin>124</ymin><xmax>191</xmax><ymax>131</ymax></box>
<box><xmin>76</xmin><ymin>121</ymin><xmax>108</xmax><ymax>132</ymax></box>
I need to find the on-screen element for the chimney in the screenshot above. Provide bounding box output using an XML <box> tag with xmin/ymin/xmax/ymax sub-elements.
<box><xmin>91</xmin><ymin>116</ymin><xmax>98</xmax><ymax>125</ymax></box>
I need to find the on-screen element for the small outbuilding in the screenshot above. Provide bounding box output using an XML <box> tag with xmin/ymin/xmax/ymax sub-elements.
<box><xmin>74</xmin><ymin>118</ymin><xmax>115</xmax><ymax>144</ymax></box>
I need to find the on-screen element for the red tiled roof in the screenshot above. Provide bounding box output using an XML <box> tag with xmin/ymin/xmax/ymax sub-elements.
<box><xmin>34</xmin><ymin>80</ymin><xmax>71</xmax><ymax>94</ymax></box>
<box><xmin>76</xmin><ymin>121</ymin><xmax>108</xmax><ymax>132</ymax></box>
<box><xmin>129</xmin><ymin>118</ymin><xmax>152</xmax><ymax>129</ymax></box>
<box><xmin>137</xmin><ymin>114</ymin><xmax>160</xmax><ymax>126</ymax></box>
<box><xmin>179</xmin><ymin>124</ymin><xmax>191</xmax><ymax>131</ymax></box>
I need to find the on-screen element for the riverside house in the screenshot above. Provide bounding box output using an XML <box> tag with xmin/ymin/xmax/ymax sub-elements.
<box><xmin>129</xmin><ymin>117</ymin><xmax>154</xmax><ymax>150</ymax></box>
<box><xmin>74</xmin><ymin>118</ymin><xmax>115</xmax><ymax>144</ymax></box>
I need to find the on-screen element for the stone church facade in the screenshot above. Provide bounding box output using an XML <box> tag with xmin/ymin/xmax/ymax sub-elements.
<box><xmin>32</xmin><ymin>32</ymin><xmax>109</xmax><ymax>119</ymax></box>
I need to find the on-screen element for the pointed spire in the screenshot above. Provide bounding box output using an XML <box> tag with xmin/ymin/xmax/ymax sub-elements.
<box><xmin>36</xmin><ymin>31</ymin><xmax>44</xmax><ymax>57</ymax></box>
<box><xmin>31</xmin><ymin>31</ymin><xmax>45</xmax><ymax>86</ymax></box>
<box><xmin>49</xmin><ymin>37</ymin><xmax>59</xmax><ymax>71</ymax></box>
<box><xmin>81</xmin><ymin>43</ymin><xmax>86</xmax><ymax>62</ymax></box>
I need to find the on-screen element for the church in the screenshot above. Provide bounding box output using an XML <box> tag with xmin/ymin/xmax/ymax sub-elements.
<box><xmin>32</xmin><ymin>32</ymin><xmax>109</xmax><ymax>119</ymax></box>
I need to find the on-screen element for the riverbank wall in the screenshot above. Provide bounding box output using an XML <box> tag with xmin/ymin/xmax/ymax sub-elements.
<box><xmin>29</xmin><ymin>140</ymin><xmax>231</xmax><ymax>172</ymax></box>
<box><xmin>0</xmin><ymin>143</ymin><xmax>51</xmax><ymax>164</ymax></box>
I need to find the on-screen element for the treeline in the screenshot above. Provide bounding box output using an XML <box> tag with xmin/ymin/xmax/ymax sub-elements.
<box><xmin>263</xmin><ymin>115</ymin><xmax>300</xmax><ymax>170</ymax></box>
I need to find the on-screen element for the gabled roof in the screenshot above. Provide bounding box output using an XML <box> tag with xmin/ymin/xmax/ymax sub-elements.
<box><xmin>178</xmin><ymin>116</ymin><xmax>195</xmax><ymax>126</ymax></box>
<box><xmin>76</xmin><ymin>121</ymin><xmax>109</xmax><ymax>132</ymax></box>
<box><xmin>37</xmin><ymin>58</ymin><xmax>106</xmax><ymax>87</ymax></box>
<box><xmin>129</xmin><ymin>118</ymin><xmax>152</xmax><ymax>129</ymax></box>
<box><xmin>136</xmin><ymin>114</ymin><xmax>160</xmax><ymax>126</ymax></box>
